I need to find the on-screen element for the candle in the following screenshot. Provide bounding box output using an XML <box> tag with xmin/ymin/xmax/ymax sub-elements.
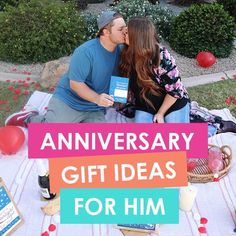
<box><xmin>179</xmin><ymin>183</ymin><xmax>198</xmax><ymax>211</ymax></box>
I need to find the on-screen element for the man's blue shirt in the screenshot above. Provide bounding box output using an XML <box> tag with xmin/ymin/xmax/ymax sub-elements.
<box><xmin>54</xmin><ymin>38</ymin><xmax>121</xmax><ymax>111</ymax></box>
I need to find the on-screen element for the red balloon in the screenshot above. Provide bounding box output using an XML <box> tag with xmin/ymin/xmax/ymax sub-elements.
<box><xmin>0</xmin><ymin>126</ymin><xmax>25</xmax><ymax>155</ymax></box>
<box><xmin>196</xmin><ymin>51</ymin><xmax>216</xmax><ymax>68</ymax></box>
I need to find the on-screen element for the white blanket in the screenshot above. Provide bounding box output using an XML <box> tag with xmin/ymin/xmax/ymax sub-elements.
<box><xmin>0</xmin><ymin>91</ymin><xmax>236</xmax><ymax>236</ymax></box>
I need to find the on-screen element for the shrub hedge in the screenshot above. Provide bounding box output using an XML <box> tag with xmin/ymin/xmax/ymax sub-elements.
<box><xmin>217</xmin><ymin>0</ymin><xmax>236</xmax><ymax>22</ymax></box>
<box><xmin>0</xmin><ymin>0</ymin><xmax>19</xmax><ymax>11</ymax></box>
<box><xmin>169</xmin><ymin>3</ymin><xmax>236</xmax><ymax>58</ymax></box>
<box><xmin>112</xmin><ymin>0</ymin><xmax>175</xmax><ymax>40</ymax></box>
<box><xmin>0</xmin><ymin>0</ymin><xmax>87</xmax><ymax>63</ymax></box>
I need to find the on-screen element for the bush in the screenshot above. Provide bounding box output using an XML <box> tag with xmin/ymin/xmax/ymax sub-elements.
<box><xmin>169</xmin><ymin>3</ymin><xmax>236</xmax><ymax>58</ymax></box>
<box><xmin>87</xmin><ymin>0</ymin><xmax>104</xmax><ymax>3</ymax></box>
<box><xmin>0</xmin><ymin>0</ymin><xmax>19</xmax><ymax>11</ymax></box>
<box><xmin>62</xmin><ymin>0</ymin><xmax>88</xmax><ymax>10</ymax></box>
<box><xmin>170</xmin><ymin>0</ymin><xmax>201</xmax><ymax>6</ymax></box>
<box><xmin>0</xmin><ymin>0</ymin><xmax>87</xmax><ymax>63</ymax></box>
<box><xmin>217</xmin><ymin>0</ymin><xmax>236</xmax><ymax>22</ymax></box>
<box><xmin>81</xmin><ymin>12</ymin><xmax>99</xmax><ymax>40</ymax></box>
<box><xmin>112</xmin><ymin>0</ymin><xmax>175</xmax><ymax>40</ymax></box>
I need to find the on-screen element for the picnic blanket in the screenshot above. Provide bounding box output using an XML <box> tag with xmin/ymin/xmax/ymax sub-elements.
<box><xmin>0</xmin><ymin>91</ymin><xmax>236</xmax><ymax>236</ymax></box>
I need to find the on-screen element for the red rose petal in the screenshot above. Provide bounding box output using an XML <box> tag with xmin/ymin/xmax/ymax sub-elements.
<box><xmin>23</xmin><ymin>83</ymin><xmax>29</xmax><ymax>87</ymax></box>
<box><xmin>26</xmin><ymin>77</ymin><xmax>31</xmax><ymax>81</ymax></box>
<box><xmin>6</xmin><ymin>80</ymin><xmax>11</xmax><ymax>83</ymax></box>
<box><xmin>225</xmin><ymin>99</ymin><xmax>231</xmax><ymax>104</ymax></box>
<box><xmin>34</xmin><ymin>83</ymin><xmax>41</xmax><ymax>89</ymax></box>
<box><xmin>221</xmin><ymin>77</ymin><xmax>226</xmax><ymax>80</ymax></box>
<box><xmin>187</xmin><ymin>161</ymin><xmax>197</xmax><ymax>171</ymax></box>
<box><xmin>41</xmin><ymin>231</ymin><xmax>49</xmax><ymax>236</ymax></box>
<box><xmin>233</xmin><ymin>100</ymin><xmax>236</xmax><ymax>104</ymax></box>
<box><xmin>8</xmin><ymin>86</ymin><xmax>14</xmax><ymax>91</ymax></box>
<box><xmin>14</xmin><ymin>88</ymin><xmax>21</xmax><ymax>95</ymax></box>
<box><xmin>12</xmin><ymin>95</ymin><xmax>18</xmax><ymax>101</ymax></box>
<box><xmin>198</xmin><ymin>226</ymin><xmax>207</xmax><ymax>234</ymax></box>
<box><xmin>0</xmin><ymin>100</ymin><xmax>8</xmax><ymax>105</ymax></box>
<box><xmin>200</xmin><ymin>217</ymin><xmax>208</xmax><ymax>224</ymax></box>
<box><xmin>48</xmin><ymin>224</ymin><xmax>56</xmax><ymax>232</ymax></box>
<box><xmin>48</xmin><ymin>87</ymin><xmax>55</xmax><ymax>92</ymax></box>
<box><xmin>232</xmin><ymin>74</ymin><xmax>236</xmax><ymax>79</ymax></box>
<box><xmin>23</xmin><ymin>91</ymin><xmax>29</xmax><ymax>95</ymax></box>
<box><xmin>213</xmin><ymin>177</ymin><xmax>219</xmax><ymax>182</ymax></box>
<box><xmin>5</xmin><ymin>107</ymin><xmax>11</xmax><ymax>112</ymax></box>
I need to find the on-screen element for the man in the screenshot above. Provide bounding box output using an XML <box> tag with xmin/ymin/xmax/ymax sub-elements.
<box><xmin>5</xmin><ymin>11</ymin><xmax>126</xmax><ymax>126</ymax></box>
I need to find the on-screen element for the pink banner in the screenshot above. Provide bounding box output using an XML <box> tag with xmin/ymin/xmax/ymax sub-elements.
<box><xmin>28</xmin><ymin>123</ymin><xmax>208</xmax><ymax>158</ymax></box>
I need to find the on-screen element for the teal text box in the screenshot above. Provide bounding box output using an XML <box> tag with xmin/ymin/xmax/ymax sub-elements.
<box><xmin>60</xmin><ymin>188</ymin><xmax>179</xmax><ymax>224</ymax></box>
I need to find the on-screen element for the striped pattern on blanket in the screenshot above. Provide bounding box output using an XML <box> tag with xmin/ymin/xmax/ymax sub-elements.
<box><xmin>0</xmin><ymin>91</ymin><xmax>235</xmax><ymax>236</ymax></box>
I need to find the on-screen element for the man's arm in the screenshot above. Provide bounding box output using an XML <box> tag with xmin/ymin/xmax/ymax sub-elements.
<box><xmin>70</xmin><ymin>80</ymin><xmax>114</xmax><ymax>107</ymax></box>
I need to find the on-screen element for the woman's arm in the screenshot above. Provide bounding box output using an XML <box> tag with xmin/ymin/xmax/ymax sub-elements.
<box><xmin>153</xmin><ymin>94</ymin><xmax>177</xmax><ymax>123</ymax></box>
<box><xmin>153</xmin><ymin>47</ymin><xmax>189</xmax><ymax>123</ymax></box>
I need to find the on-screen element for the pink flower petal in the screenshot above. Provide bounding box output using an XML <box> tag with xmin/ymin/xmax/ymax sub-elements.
<box><xmin>41</xmin><ymin>231</ymin><xmax>49</xmax><ymax>236</ymax></box>
<box><xmin>200</xmin><ymin>217</ymin><xmax>208</xmax><ymax>224</ymax></box>
<box><xmin>48</xmin><ymin>224</ymin><xmax>56</xmax><ymax>232</ymax></box>
<box><xmin>198</xmin><ymin>226</ymin><xmax>207</xmax><ymax>234</ymax></box>
<box><xmin>213</xmin><ymin>177</ymin><xmax>219</xmax><ymax>182</ymax></box>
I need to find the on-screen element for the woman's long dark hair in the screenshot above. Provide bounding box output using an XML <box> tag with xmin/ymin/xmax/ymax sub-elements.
<box><xmin>119</xmin><ymin>17</ymin><xmax>162</xmax><ymax>109</ymax></box>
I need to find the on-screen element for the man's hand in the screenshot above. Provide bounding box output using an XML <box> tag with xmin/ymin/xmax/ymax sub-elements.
<box><xmin>95</xmin><ymin>93</ymin><xmax>114</xmax><ymax>107</ymax></box>
<box><xmin>70</xmin><ymin>81</ymin><xmax>114</xmax><ymax>107</ymax></box>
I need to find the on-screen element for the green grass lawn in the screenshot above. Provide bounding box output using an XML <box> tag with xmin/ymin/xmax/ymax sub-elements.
<box><xmin>0</xmin><ymin>80</ymin><xmax>49</xmax><ymax>126</ymax></box>
<box><xmin>188</xmin><ymin>79</ymin><xmax>236</xmax><ymax>117</ymax></box>
<box><xmin>0</xmin><ymin>79</ymin><xmax>235</xmax><ymax>126</ymax></box>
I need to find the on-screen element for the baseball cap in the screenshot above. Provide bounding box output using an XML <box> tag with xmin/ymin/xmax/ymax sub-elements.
<box><xmin>97</xmin><ymin>11</ymin><xmax>118</xmax><ymax>31</ymax></box>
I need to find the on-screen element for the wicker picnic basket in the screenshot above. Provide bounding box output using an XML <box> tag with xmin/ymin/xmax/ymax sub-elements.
<box><xmin>187</xmin><ymin>144</ymin><xmax>232</xmax><ymax>183</ymax></box>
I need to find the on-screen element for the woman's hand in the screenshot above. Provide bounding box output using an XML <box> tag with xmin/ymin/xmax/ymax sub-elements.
<box><xmin>153</xmin><ymin>113</ymin><xmax>165</xmax><ymax>123</ymax></box>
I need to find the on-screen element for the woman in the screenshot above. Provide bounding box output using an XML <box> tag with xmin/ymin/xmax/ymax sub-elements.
<box><xmin>119</xmin><ymin>17</ymin><xmax>190</xmax><ymax>123</ymax></box>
